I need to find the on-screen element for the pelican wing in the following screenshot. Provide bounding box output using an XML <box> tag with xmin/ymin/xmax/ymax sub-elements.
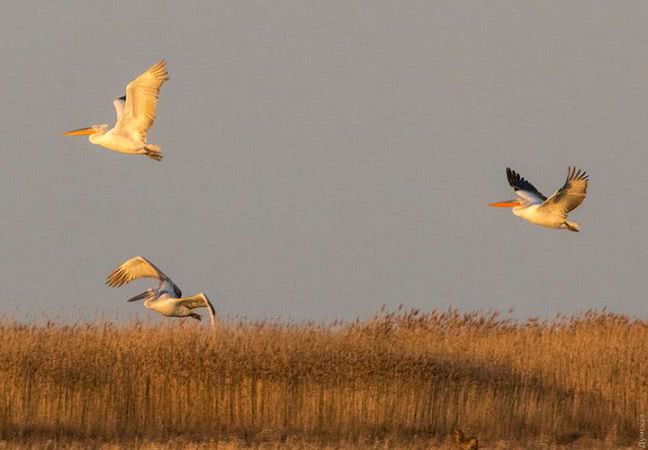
<box><xmin>539</xmin><ymin>167</ymin><xmax>588</xmax><ymax>217</ymax></box>
<box><xmin>507</xmin><ymin>167</ymin><xmax>547</xmax><ymax>205</ymax></box>
<box><xmin>115</xmin><ymin>60</ymin><xmax>169</xmax><ymax>139</ymax></box>
<box><xmin>113</xmin><ymin>95</ymin><xmax>126</xmax><ymax>122</ymax></box>
<box><xmin>106</xmin><ymin>256</ymin><xmax>170</xmax><ymax>287</ymax></box>
<box><xmin>178</xmin><ymin>293</ymin><xmax>216</xmax><ymax>329</ymax></box>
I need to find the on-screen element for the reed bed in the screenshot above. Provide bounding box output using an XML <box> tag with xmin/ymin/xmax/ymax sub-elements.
<box><xmin>0</xmin><ymin>309</ymin><xmax>645</xmax><ymax>448</ymax></box>
<box><xmin>0</xmin><ymin>436</ymin><xmax>638</xmax><ymax>449</ymax></box>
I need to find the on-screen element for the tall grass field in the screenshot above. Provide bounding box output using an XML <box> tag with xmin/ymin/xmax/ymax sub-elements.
<box><xmin>0</xmin><ymin>309</ymin><xmax>645</xmax><ymax>448</ymax></box>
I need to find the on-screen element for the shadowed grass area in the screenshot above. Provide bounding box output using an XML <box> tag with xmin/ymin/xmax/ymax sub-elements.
<box><xmin>0</xmin><ymin>309</ymin><xmax>644</xmax><ymax>448</ymax></box>
<box><xmin>0</xmin><ymin>437</ymin><xmax>639</xmax><ymax>449</ymax></box>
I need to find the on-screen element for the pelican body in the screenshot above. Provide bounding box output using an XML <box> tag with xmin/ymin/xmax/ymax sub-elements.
<box><xmin>64</xmin><ymin>60</ymin><xmax>169</xmax><ymax>161</ymax></box>
<box><xmin>489</xmin><ymin>167</ymin><xmax>589</xmax><ymax>232</ymax></box>
<box><xmin>106</xmin><ymin>256</ymin><xmax>216</xmax><ymax>328</ymax></box>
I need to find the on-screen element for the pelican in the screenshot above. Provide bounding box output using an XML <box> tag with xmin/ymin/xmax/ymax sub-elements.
<box><xmin>489</xmin><ymin>167</ymin><xmax>589</xmax><ymax>232</ymax></box>
<box><xmin>106</xmin><ymin>256</ymin><xmax>216</xmax><ymax>328</ymax></box>
<box><xmin>64</xmin><ymin>60</ymin><xmax>169</xmax><ymax>161</ymax></box>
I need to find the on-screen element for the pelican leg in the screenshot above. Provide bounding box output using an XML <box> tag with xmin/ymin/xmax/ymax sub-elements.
<box><xmin>562</xmin><ymin>222</ymin><xmax>580</xmax><ymax>232</ymax></box>
<box><xmin>143</xmin><ymin>145</ymin><xmax>163</xmax><ymax>161</ymax></box>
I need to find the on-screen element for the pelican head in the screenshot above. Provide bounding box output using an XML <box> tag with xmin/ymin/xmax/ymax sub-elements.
<box><xmin>63</xmin><ymin>124</ymin><xmax>109</xmax><ymax>140</ymax></box>
<box><xmin>488</xmin><ymin>200</ymin><xmax>521</xmax><ymax>208</ymax></box>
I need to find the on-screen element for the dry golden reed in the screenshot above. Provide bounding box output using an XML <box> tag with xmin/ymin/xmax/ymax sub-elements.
<box><xmin>0</xmin><ymin>309</ymin><xmax>645</xmax><ymax>447</ymax></box>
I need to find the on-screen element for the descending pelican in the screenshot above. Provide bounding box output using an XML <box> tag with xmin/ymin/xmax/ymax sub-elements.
<box><xmin>106</xmin><ymin>256</ymin><xmax>216</xmax><ymax>328</ymax></box>
<box><xmin>489</xmin><ymin>167</ymin><xmax>589</xmax><ymax>232</ymax></box>
<box><xmin>64</xmin><ymin>60</ymin><xmax>169</xmax><ymax>161</ymax></box>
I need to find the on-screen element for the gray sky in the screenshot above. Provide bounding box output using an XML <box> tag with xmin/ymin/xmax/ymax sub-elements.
<box><xmin>1</xmin><ymin>1</ymin><xmax>647</xmax><ymax>323</ymax></box>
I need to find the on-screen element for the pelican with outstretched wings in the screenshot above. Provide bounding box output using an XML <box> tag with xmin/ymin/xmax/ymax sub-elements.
<box><xmin>64</xmin><ymin>60</ymin><xmax>169</xmax><ymax>161</ymax></box>
<box><xmin>106</xmin><ymin>256</ymin><xmax>216</xmax><ymax>328</ymax></box>
<box><xmin>489</xmin><ymin>167</ymin><xmax>589</xmax><ymax>232</ymax></box>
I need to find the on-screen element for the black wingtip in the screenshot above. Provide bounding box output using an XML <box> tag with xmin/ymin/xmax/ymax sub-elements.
<box><xmin>566</xmin><ymin>166</ymin><xmax>589</xmax><ymax>182</ymax></box>
<box><xmin>118</xmin><ymin>95</ymin><xmax>126</xmax><ymax>101</ymax></box>
<box><xmin>506</xmin><ymin>167</ymin><xmax>519</xmax><ymax>189</ymax></box>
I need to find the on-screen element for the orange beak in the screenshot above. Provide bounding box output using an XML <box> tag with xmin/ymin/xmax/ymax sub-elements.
<box><xmin>63</xmin><ymin>126</ymin><xmax>95</xmax><ymax>136</ymax></box>
<box><xmin>488</xmin><ymin>200</ymin><xmax>521</xmax><ymax>208</ymax></box>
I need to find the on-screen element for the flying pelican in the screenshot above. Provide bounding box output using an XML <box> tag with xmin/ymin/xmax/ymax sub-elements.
<box><xmin>489</xmin><ymin>167</ymin><xmax>589</xmax><ymax>232</ymax></box>
<box><xmin>106</xmin><ymin>256</ymin><xmax>216</xmax><ymax>328</ymax></box>
<box><xmin>64</xmin><ymin>60</ymin><xmax>169</xmax><ymax>161</ymax></box>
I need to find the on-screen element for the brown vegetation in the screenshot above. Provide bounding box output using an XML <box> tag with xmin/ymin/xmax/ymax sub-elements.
<box><xmin>0</xmin><ymin>309</ymin><xmax>645</xmax><ymax>448</ymax></box>
<box><xmin>453</xmin><ymin>429</ymin><xmax>478</xmax><ymax>449</ymax></box>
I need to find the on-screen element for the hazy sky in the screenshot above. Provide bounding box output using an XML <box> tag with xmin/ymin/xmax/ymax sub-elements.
<box><xmin>1</xmin><ymin>1</ymin><xmax>647</xmax><ymax>323</ymax></box>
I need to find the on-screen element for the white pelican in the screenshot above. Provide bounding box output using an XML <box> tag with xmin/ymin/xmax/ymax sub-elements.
<box><xmin>489</xmin><ymin>167</ymin><xmax>589</xmax><ymax>232</ymax></box>
<box><xmin>106</xmin><ymin>256</ymin><xmax>216</xmax><ymax>328</ymax></box>
<box><xmin>64</xmin><ymin>60</ymin><xmax>169</xmax><ymax>161</ymax></box>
